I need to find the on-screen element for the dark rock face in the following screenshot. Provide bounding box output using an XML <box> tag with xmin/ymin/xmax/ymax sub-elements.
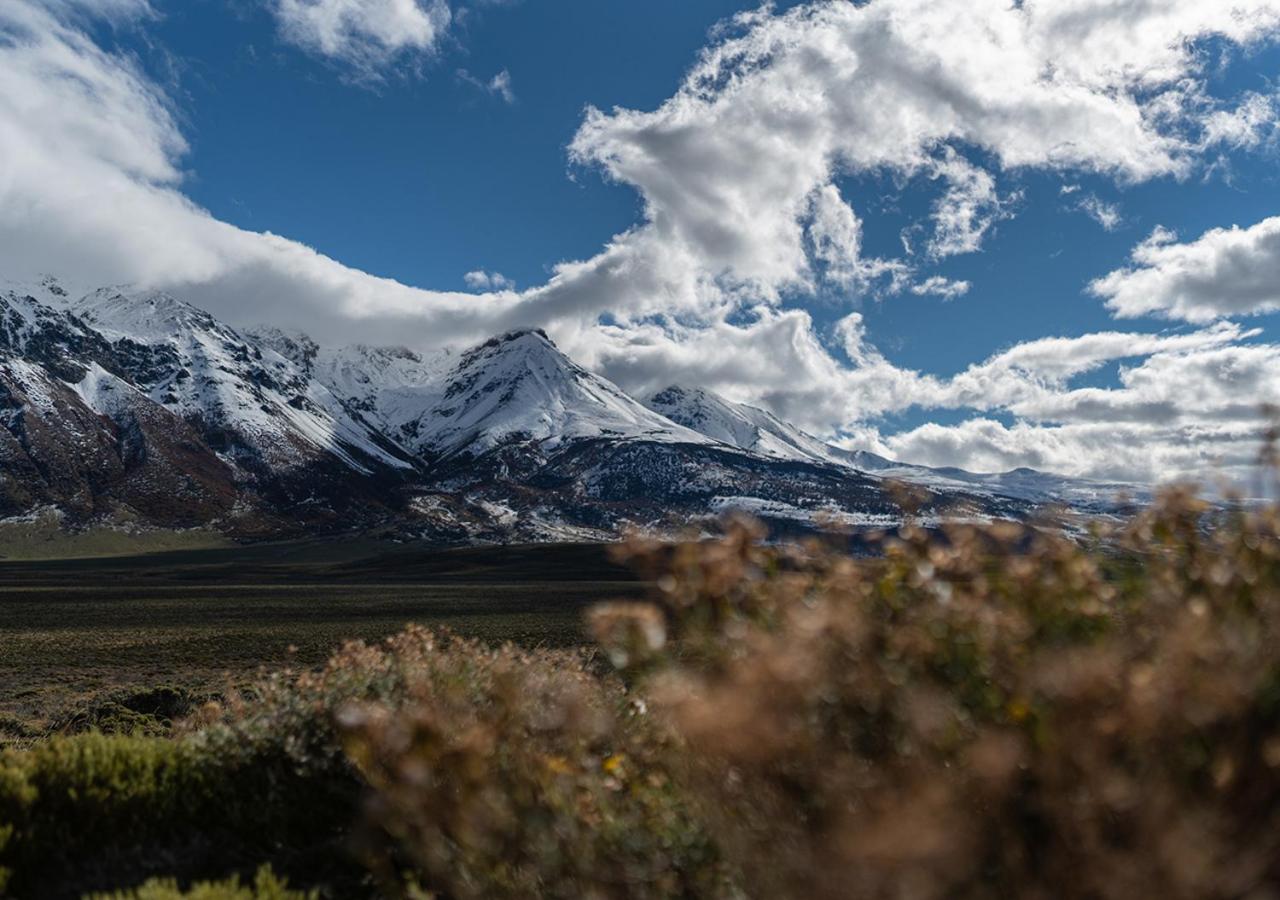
<box><xmin>0</xmin><ymin>360</ymin><xmax>234</xmax><ymax>526</ymax></box>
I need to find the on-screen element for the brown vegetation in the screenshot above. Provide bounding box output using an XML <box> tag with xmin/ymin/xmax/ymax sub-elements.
<box><xmin>1</xmin><ymin>488</ymin><xmax>1279</xmax><ymax>898</ymax></box>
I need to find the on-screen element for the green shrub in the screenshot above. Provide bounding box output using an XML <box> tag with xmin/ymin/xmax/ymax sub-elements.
<box><xmin>85</xmin><ymin>866</ymin><xmax>313</xmax><ymax>900</ymax></box>
<box><xmin>0</xmin><ymin>725</ymin><xmax>363</xmax><ymax>897</ymax></box>
<box><xmin>51</xmin><ymin>687</ymin><xmax>205</xmax><ymax>739</ymax></box>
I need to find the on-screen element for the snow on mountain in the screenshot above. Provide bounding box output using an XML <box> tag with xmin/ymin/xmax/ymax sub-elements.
<box><xmin>404</xmin><ymin>330</ymin><xmax>713</xmax><ymax>460</ymax></box>
<box><xmin>317</xmin><ymin>344</ymin><xmax>453</xmax><ymax>443</ymax></box>
<box><xmin>69</xmin><ymin>287</ymin><xmax>222</xmax><ymax>344</ymax></box>
<box><xmin>69</xmin><ymin>361</ymin><xmax>149</xmax><ymax>420</ymax></box>
<box><xmin>648</xmin><ymin>384</ymin><xmax>1141</xmax><ymax>510</ymax></box>
<box><xmin>645</xmin><ymin>385</ymin><xmax>847</xmax><ymax>465</ymax></box>
<box><xmin>67</xmin><ymin>287</ymin><xmax>414</xmax><ymax>475</ymax></box>
<box><xmin>856</xmin><ymin>460</ymin><xmax>1146</xmax><ymax>509</ymax></box>
<box><xmin>250</xmin><ymin>328</ymin><xmax>462</xmax><ymax>449</ymax></box>
<box><xmin>0</xmin><ymin>278</ymin><xmax>1142</xmax><ymax>541</ymax></box>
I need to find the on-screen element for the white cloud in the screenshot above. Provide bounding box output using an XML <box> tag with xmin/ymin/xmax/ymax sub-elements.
<box><xmin>273</xmin><ymin>0</ymin><xmax>451</xmax><ymax>75</ymax></box>
<box><xmin>0</xmin><ymin>0</ymin><xmax>508</xmax><ymax>346</ymax></box>
<box><xmin>871</xmin><ymin>418</ymin><xmax>1268</xmax><ymax>484</ymax></box>
<box><xmin>1200</xmin><ymin>91</ymin><xmax>1280</xmax><ymax>151</ymax></box>
<box><xmin>805</xmin><ymin>184</ymin><xmax>907</xmax><ymax>291</ymax></box>
<box><xmin>575</xmin><ymin>308</ymin><xmax>1272</xmax><ymax>483</ymax></box>
<box><xmin>4</xmin><ymin>0</ymin><xmax>1280</xmax><ymax>483</ymax></box>
<box><xmin>557</xmin><ymin>0</ymin><xmax>1280</xmax><ymax>332</ymax></box>
<box><xmin>910</xmin><ymin>276</ymin><xmax>970</xmax><ymax>300</ymax></box>
<box><xmin>1077</xmin><ymin>194</ymin><xmax>1123</xmax><ymax>231</ymax></box>
<box><xmin>463</xmin><ymin>269</ymin><xmax>514</xmax><ymax>291</ymax></box>
<box><xmin>926</xmin><ymin>151</ymin><xmax>1013</xmax><ymax>258</ymax></box>
<box><xmin>1092</xmin><ymin>217</ymin><xmax>1280</xmax><ymax>322</ymax></box>
<box><xmin>457</xmin><ymin>67</ymin><xmax>515</xmax><ymax>102</ymax></box>
<box><xmin>487</xmin><ymin>68</ymin><xmax>514</xmax><ymax>103</ymax></box>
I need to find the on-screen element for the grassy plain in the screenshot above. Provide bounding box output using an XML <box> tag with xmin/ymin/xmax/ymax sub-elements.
<box><xmin>0</xmin><ymin>540</ymin><xmax>642</xmax><ymax>742</ymax></box>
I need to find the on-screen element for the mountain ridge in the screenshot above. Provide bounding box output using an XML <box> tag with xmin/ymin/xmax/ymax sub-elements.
<box><xmin>0</xmin><ymin>278</ymin><xmax>1132</xmax><ymax>542</ymax></box>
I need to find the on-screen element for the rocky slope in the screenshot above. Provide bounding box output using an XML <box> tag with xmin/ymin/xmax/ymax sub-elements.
<box><xmin>0</xmin><ymin>279</ymin><xmax>1127</xmax><ymax>543</ymax></box>
<box><xmin>646</xmin><ymin>384</ymin><xmax>1142</xmax><ymax>512</ymax></box>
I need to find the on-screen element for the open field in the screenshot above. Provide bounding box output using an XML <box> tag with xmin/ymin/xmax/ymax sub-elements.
<box><xmin>0</xmin><ymin>540</ymin><xmax>642</xmax><ymax>741</ymax></box>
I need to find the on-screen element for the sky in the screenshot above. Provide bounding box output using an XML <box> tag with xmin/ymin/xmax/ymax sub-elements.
<box><xmin>2</xmin><ymin>0</ymin><xmax>1280</xmax><ymax>484</ymax></box>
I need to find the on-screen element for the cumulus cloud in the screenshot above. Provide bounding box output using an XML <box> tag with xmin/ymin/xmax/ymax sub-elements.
<box><xmin>549</xmin><ymin>0</ymin><xmax>1280</xmax><ymax>341</ymax></box>
<box><xmin>463</xmin><ymin>269</ymin><xmax>514</xmax><ymax>291</ymax></box>
<box><xmin>805</xmin><ymin>184</ymin><xmax>907</xmax><ymax>291</ymax></box>
<box><xmin>0</xmin><ymin>0</ymin><xmax>522</xmax><ymax>347</ymax></box>
<box><xmin>4</xmin><ymin>0</ymin><xmax>1280</xmax><ymax>482</ymax></box>
<box><xmin>926</xmin><ymin>151</ymin><xmax>1014</xmax><ymax>258</ymax></box>
<box><xmin>833</xmin><ymin>331</ymin><xmax>1280</xmax><ymax>483</ymax></box>
<box><xmin>1092</xmin><ymin>218</ymin><xmax>1280</xmax><ymax>322</ymax></box>
<box><xmin>869</xmin><ymin>418</ymin><xmax>1268</xmax><ymax>484</ymax></box>
<box><xmin>272</xmin><ymin>0</ymin><xmax>451</xmax><ymax>74</ymax></box>
<box><xmin>1200</xmin><ymin>91</ymin><xmax>1280</xmax><ymax>151</ymax></box>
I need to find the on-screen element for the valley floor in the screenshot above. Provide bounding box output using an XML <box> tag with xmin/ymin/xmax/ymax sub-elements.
<box><xmin>0</xmin><ymin>541</ymin><xmax>640</xmax><ymax>743</ymax></box>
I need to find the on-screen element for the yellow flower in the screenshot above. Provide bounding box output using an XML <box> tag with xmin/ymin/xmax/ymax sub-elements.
<box><xmin>1007</xmin><ymin>699</ymin><xmax>1031</xmax><ymax>723</ymax></box>
<box><xmin>544</xmin><ymin>755</ymin><xmax>572</xmax><ymax>775</ymax></box>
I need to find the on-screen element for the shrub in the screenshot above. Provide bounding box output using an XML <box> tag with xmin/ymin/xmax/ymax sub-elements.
<box><xmin>0</xmin><ymin>722</ymin><xmax>363</xmax><ymax>896</ymax></box>
<box><xmin>85</xmin><ymin>866</ymin><xmax>312</xmax><ymax>900</ymax></box>
<box><xmin>329</xmin><ymin>630</ymin><xmax>723</xmax><ymax>898</ymax></box>
<box><xmin>4</xmin><ymin>488</ymin><xmax>1279</xmax><ymax>899</ymax></box>
<box><xmin>195</xmin><ymin>627</ymin><xmax>720</xmax><ymax>898</ymax></box>
<box><xmin>0</xmin><ymin>733</ymin><xmax>207</xmax><ymax>890</ymax></box>
<box><xmin>51</xmin><ymin>687</ymin><xmax>206</xmax><ymax>738</ymax></box>
<box><xmin>594</xmin><ymin>493</ymin><xmax>1280</xmax><ymax>899</ymax></box>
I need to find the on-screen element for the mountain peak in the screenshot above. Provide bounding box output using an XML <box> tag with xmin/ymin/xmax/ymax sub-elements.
<box><xmin>650</xmin><ymin>384</ymin><xmax>704</xmax><ymax>405</ymax></box>
<box><xmin>413</xmin><ymin>331</ymin><xmax>707</xmax><ymax>459</ymax></box>
<box><xmin>37</xmin><ymin>274</ymin><xmax>69</xmax><ymax>299</ymax></box>
<box><xmin>646</xmin><ymin>384</ymin><xmax>848</xmax><ymax>466</ymax></box>
<box><xmin>459</xmin><ymin>328</ymin><xmax>557</xmax><ymax>365</ymax></box>
<box><xmin>494</xmin><ymin>327</ymin><xmax>553</xmax><ymax>345</ymax></box>
<box><xmin>71</xmin><ymin>286</ymin><xmax>222</xmax><ymax>342</ymax></box>
<box><xmin>0</xmin><ymin>279</ymin><xmax>1135</xmax><ymax>539</ymax></box>
<box><xmin>0</xmin><ymin>275</ymin><xmax>79</xmax><ymax>313</ymax></box>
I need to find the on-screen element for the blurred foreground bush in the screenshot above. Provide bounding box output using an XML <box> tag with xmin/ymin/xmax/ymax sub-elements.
<box><xmin>592</xmin><ymin>490</ymin><xmax>1280</xmax><ymax>898</ymax></box>
<box><xmin>1</xmin><ymin>488</ymin><xmax>1278</xmax><ymax>898</ymax></box>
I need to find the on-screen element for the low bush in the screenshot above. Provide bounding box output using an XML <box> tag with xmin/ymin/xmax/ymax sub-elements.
<box><xmin>0</xmin><ymin>716</ymin><xmax>363</xmax><ymax>896</ymax></box>
<box><xmin>85</xmin><ymin>866</ymin><xmax>312</xmax><ymax>900</ymax></box>
<box><xmin>51</xmin><ymin>686</ymin><xmax>206</xmax><ymax>739</ymax></box>
<box><xmin>333</xmin><ymin>631</ymin><xmax>722</xmax><ymax>899</ymax></box>
<box><xmin>596</xmin><ymin>491</ymin><xmax>1280</xmax><ymax>898</ymax></box>
<box><xmin>1</xmin><ymin>487</ymin><xmax>1277</xmax><ymax>899</ymax></box>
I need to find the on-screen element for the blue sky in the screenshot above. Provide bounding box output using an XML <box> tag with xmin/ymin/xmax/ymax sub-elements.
<box><xmin>130</xmin><ymin>1</ymin><xmax>767</xmax><ymax>291</ymax></box>
<box><xmin>4</xmin><ymin>0</ymin><xmax>1280</xmax><ymax>481</ymax></box>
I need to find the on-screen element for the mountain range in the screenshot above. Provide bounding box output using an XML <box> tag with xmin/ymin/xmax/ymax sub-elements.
<box><xmin>0</xmin><ymin>277</ymin><xmax>1137</xmax><ymax>544</ymax></box>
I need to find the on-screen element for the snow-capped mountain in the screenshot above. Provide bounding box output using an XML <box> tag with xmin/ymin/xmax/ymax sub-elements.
<box><xmin>409</xmin><ymin>330</ymin><xmax>713</xmax><ymax>460</ymax></box>
<box><xmin>645</xmin><ymin>385</ymin><xmax>850</xmax><ymax>466</ymax></box>
<box><xmin>647</xmin><ymin>384</ymin><xmax>1143</xmax><ymax>511</ymax></box>
<box><xmin>250</xmin><ymin>328</ymin><xmax>454</xmax><ymax>451</ymax></box>
<box><xmin>0</xmin><ymin>279</ymin><xmax>1129</xmax><ymax>543</ymax></box>
<box><xmin>70</xmin><ymin>288</ymin><xmax>414</xmax><ymax>476</ymax></box>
